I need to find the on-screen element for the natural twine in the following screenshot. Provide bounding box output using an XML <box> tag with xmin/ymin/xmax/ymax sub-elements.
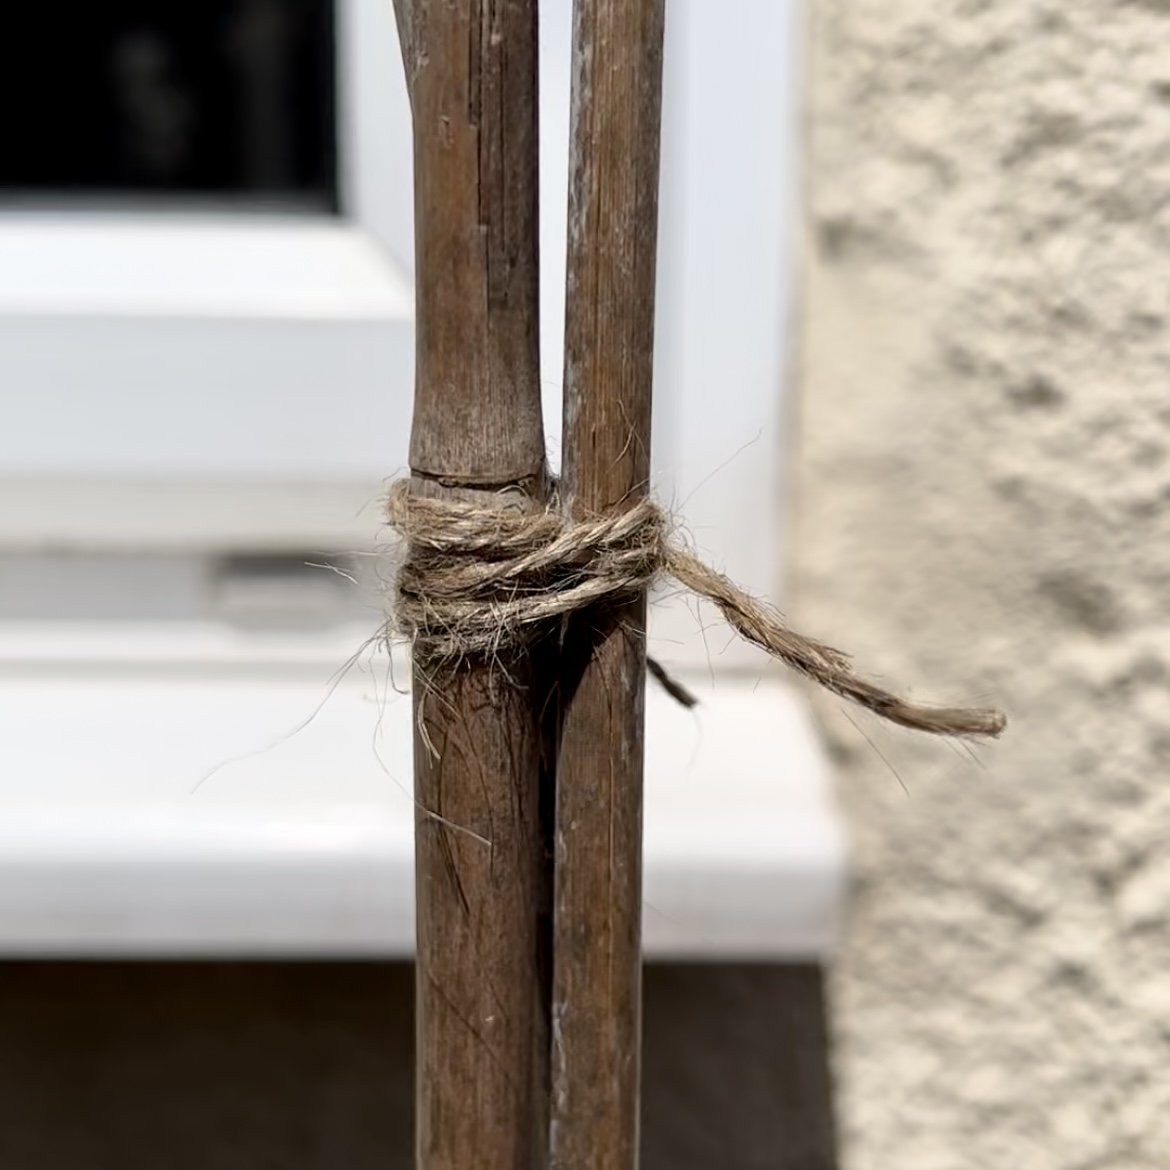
<box><xmin>387</xmin><ymin>480</ymin><xmax>1006</xmax><ymax>739</ymax></box>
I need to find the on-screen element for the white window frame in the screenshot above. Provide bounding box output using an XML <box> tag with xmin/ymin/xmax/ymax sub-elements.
<box><xmin>0</xmin><ymin>0</ymin><xmax>416</xmax><ymax>549</ymax></box>
<box><xmin>0</xmin><ymin>0</ymin><xmax>793</xmax><ymax>647</ymax></box>
<box><xmin>0</xmin><ymin>0</ymin><xmax>843</xmax><ymax>959</ymax></box>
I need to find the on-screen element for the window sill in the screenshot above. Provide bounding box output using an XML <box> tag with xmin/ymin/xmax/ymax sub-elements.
<box><xmin>0</xmin><ymin>215</ymin><xmax>412</xmax><ymax>321</ymax></box>
<box><xmin>0</xmin><ymin>217</ymin><xmax>416</xmax><ymax>487</ymax></box>
<box><xmin>0</xmin><ymin>623</ymin><xmax>843</xmax><ymax>960</ymax></box>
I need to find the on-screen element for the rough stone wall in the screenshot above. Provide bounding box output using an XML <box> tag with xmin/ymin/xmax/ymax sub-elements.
<box><xmin>792</xmin><ymin>3</ymin><xmax>1170</xmax><ymax>1167</ymax></box>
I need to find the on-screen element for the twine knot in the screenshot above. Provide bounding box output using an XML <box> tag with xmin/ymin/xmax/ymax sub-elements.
<box><xmin>387</xmin><ymin>480</ymin><xmax>1005</xmax><ymax>739</ymax></box>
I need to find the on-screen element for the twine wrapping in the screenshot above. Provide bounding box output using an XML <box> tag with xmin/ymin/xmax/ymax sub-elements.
<box><xmin>387</xmin><ymin>480</ymin><xmax>1006</xmax><ymax>739</ymax></box>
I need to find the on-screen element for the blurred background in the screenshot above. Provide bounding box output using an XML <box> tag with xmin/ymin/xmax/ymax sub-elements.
<box><xmin>795</xmin><ymin>2</ymin><xmax>1169</xmax><ymax>1168</ymax></box>
<box><xmin>0</xmin><ymin>2</ymin><xmax>842</xmax><ymax>1168</ymax></box>
<box><xmin>2</xmin><ymin>0</ymin><xmax>1159</xmax><ymax>1167</ymax></box>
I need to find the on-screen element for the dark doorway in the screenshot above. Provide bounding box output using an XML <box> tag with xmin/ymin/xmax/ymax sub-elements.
<box><xmin>0</xmin><ymin>961</ymin><xmax>838</xmax><ymax>1170</ymax></box>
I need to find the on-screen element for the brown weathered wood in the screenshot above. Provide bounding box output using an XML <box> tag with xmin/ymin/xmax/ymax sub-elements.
<box><xmin>391</xmin><ymin>4</ymin><xmax>551</xmax><ymax>1170</ymax></box>
<box><xmin>398</xmin><ymin>0</ymin><xmax>546</xmax><ymax>488</ymax></box>
<box><xmin>551</xmin><ymin>2</ymin><xmax>667</xmax><ymax>1168</ymax></box>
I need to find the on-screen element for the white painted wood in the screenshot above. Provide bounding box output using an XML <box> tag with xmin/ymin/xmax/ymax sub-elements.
<box><xmin>0</xmin><ymin>314</ymin><xmax>411</xmax><ymax>483</ymax></box>
<box><xmin>0</xmin><ymin>1</ymin><xmax>835</xmax><ymax>957</ymax></box>
<box><xmin>338</xmin><ymin>0</ymin><xmax>415</xmax><ymax>269</ymax></box>
<box><xmin>0</xmin><ymin>217</ymin><xmax>414</xmax><ymax>517</ymax></box>
<box><xmin>0</xmin><ymin>0</ymin><xmax>415</xmax><ymax>530</ymax></box>
<box><xmin>0</xmin><ymin>218</ymin><xmax>412</xmax><ymax>319</ymax></box>
<box><xmin>0</xmin><ymin>624</ymin><xmax>842</xmax><ymax>958</ymax></box>
<box><xmin>0</xmin><ymin>480</ymin><xmax>388</xmax><ymax>550</ymax></box>
<box><xmin>648</xmin><ymin>0</ymin><xmax>800</xmax><ymax>669</ymax></box>
<box><xmin>0</xmin><ymin>3</ymin><xmax>797</xmax><ymax>616</ymax></box>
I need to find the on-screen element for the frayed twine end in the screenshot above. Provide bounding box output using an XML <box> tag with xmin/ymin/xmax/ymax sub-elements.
<box><xmin>386</xmin><ymin>480</ymin><xmax>1006</xmax><ymax>740</ymax></box>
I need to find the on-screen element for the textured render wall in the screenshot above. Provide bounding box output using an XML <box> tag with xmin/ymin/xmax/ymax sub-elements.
<box><xmin>792</xmin><ymin>2</ymin><xmax>1170</xmax><ymax>1167</ymax></box>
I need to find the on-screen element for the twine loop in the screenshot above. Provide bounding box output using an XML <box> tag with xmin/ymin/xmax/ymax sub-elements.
<box><xmin>387</xmin><ymin>480</ymin><xmax>1005</xmax><ymax>739</ymax></box>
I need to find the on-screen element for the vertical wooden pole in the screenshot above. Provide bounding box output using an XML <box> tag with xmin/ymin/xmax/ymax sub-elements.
<box><xmin>392</xmin><ymin>4</ymin><xmax>551</xmax><ymax>1170</ymax></box>
<box><xmin>551</xmin><ymin>2</ymin><xmax>666</xmax><ymax>1168</ymax></box>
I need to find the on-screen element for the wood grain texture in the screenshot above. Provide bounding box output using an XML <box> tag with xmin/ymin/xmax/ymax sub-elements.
<box><xmin>551</xmin><ymin>2</ymin><xmax>666</xmax><ymax>1168</ymax></box>
<box><xmin>398</xmin><ymin>0</ymin><xmax>546</xmax><ymax>487</ymax></box>
<box><xmin>392</xmin><ymin>4</ymin><xmax>551</xmax><ymax>1169</ymax></box>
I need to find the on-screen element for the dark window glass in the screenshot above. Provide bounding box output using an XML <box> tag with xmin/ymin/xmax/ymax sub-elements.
<box><xmin>0</xmin><ymin>1</ymin><xmax>337</xmax><ymax>211</ymax></box>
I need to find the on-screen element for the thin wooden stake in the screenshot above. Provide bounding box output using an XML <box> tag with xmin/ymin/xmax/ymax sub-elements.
<box><xmin>392</xmin><ymin>4</ymin><xmax>551</xmax><ymax>1169</ymax></box>
<box><xmin>551</xmin><ymin>2</ymin><xmax>667</xmax><ymax>1168</ymax></box>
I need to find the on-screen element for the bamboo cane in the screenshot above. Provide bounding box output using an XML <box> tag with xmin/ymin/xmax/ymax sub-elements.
<box><xmin>551</xmin><ymin>2</ymin><xmax>667</xmax><ymax>1167</ymax></box>
<box><xmin>391</xmin><ymin>4</ymin><xmax>552</xmax><ymax>1169</ymax></box>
